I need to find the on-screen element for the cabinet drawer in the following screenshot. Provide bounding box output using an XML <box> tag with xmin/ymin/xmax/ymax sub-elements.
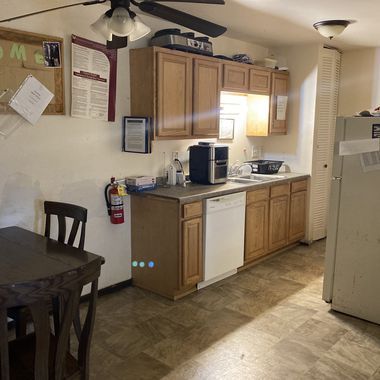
<box><xmin>247</xmin><ymin>188</ymin><xmax>269</xmax><ymax>204</ymax></box>
<box><xmin>270</xmin><ymin>183</ymin><xmax>290</xmax><ymax>198</ymax></box>
<box><xmin>183</xmin><ymin>201</ymin><xmax>203</xmax><ymax>219</ymax></box>
<box><xmin>291</xmin><ymin>179</ymin><xmax>308</xmax><ymax>193</ymax></box>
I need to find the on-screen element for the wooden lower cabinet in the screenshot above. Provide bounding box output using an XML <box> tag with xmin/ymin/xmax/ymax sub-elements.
<box><xmin>131</xmin><ymin>178</ymin><xmax>308</xmax><ymax>298</ymax></box>
<box><xmin>245</xmin><ymin>199</ymin><xmax>269</xmax><ymax>262</ymax></box>
<box><xmin>289</xmin><ymin>190</ymin><xmax>307</xmax><ymax>243</ymax></box>
<box><xmin>244</xmin><ymin>179</ymin><xmax>308</xmax><ymax>266</ymax></box>
<box><xmin>131</xmin><ymin>195</ymin><xmax>203</xmax><ymax>300</ymax></box>
<box><xmin>244</xmin><ymin>188</ymin><xmax>269</xmax><ymax>263</ymax></box>
<box><xmin>288</xmin><ymin>179</ymin><xmax>307</xmax><ymax>243</ymax></box>
<box><xmin>268</xmin><ymin>195</ymin><xmax>289</xmax><ymax>252</ymax></box>
<box><xmin>182</xmin><ymin>217</ymin><xmax>203</xmax><ymax>286</ymax></box>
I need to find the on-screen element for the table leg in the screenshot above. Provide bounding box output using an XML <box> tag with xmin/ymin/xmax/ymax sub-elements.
<box><xmin>29</xmin><ymin>301</ymin><xmax>50</xmax><ymax>380</ymax></box>
<box><xmin>0</xmin><ymin>309</ymin><xmax>10</xmax><ymax>380</ymax></box>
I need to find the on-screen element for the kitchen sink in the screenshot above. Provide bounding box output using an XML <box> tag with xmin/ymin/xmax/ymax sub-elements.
<box><xmin>228</xmin><ymin>177</ymin><xmax>262</xmax><ymax>184</ymax></box>
<box><xmin>228</xmin><ymin>173</ymin><xmax>286</xmax><ymax>183</ymax></box>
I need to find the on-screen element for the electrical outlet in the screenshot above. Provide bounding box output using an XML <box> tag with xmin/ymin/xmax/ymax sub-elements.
<box><xmin>172</xmin><ymin>151</ymin><xmax>179</xmax><ymax>161</ymax></box>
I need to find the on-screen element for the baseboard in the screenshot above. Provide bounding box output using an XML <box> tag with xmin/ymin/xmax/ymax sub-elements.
<box><xmin>80</xmin><ymin>279</ymin><xmax>132</xmax><ymax>303</ymax></box>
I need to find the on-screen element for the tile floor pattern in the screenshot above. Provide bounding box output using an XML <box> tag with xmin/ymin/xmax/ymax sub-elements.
<box><xmin>89</xmin><ymin>241</ymin><xmax>380</xmax><ymax>380</ymax></box>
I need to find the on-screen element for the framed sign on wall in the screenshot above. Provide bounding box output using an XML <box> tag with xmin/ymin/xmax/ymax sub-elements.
<box><xmin>123</xmin><ymin>117</ymin><xmax>152</xmax><ymax>154</ymax></box>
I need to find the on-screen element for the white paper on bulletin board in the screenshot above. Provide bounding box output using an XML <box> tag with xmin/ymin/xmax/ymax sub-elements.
<box><xmin>8</xmin><ymin>74</ymin><xmax>54</xmax><ymax>125</ymax></box>
<box><xmin>276</xmin><ymin>95</ymin><xmax>288</xmax><ymax>120</ymax></box>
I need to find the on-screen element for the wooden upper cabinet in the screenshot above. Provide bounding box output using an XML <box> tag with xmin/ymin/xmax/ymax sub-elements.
<box><xmin>249</xmin><ymin>67</ymin><xmax>271</xmax><ymax>95</ymax></box>
<box><xmin>130</xmin><ymin>47</ymin><xmax>221</xmax><ymax>140</ymax></box>
<box><xmin>222</xmin><ymin>64</ymin><xmax>249</xmax><ymax>91</ymax></box>
<box><xmin>182</xmin><ymin>217</ymin><xmax>203</xmax><ymax>287</ymax></box>
<box><xmin>270</xmin><ymin>72</ymin><xmax>289</xmax><ymax>135</ymax></box>
<box><xmin>157</xmin><ymin>52</ymin><xmax>193</xmax><ymax>138</ymax></box>
<box><xmin>193</xmin><ymin>59</ymin><xmax>221</xmax><ymax>137</ymax></box>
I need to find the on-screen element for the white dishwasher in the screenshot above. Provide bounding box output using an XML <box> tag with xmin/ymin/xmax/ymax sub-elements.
<box><xmin>197</xmin><ymin>191</ymin><xmax>246</xmax><ymax>289</ymax></box>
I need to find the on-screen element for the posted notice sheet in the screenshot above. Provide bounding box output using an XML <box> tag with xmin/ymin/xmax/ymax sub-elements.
<box><xmin>9</xmin><ymin>74</ymin><xmax>54</xmax><ymax>125</ymax></box>
<box><xmin>71</xmin><ymin>35</ymin><xmax>117</xmax><ymax>121</ymax></box>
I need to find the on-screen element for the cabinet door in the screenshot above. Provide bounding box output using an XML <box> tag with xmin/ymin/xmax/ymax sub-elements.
<box><xmin>222</xmin><ymin>64</ymin><xmax>249</xmax><ymax>91</ymax></box>
<box><xmin>289</xmin><ymin>190</ymin><xmax>307</xmax><ymax>243</ymax></box>
<box><xmin>270</xmin><ymin>72</ymin><xmax>288</xmax><ymax>135</ymax></box>
<box><xmin>249</xmin><ymin>67</ymin><xmax>271</xmax><ymax>95</ymax></box>
<box><xmin>182</xmin><ymin>217</ymin><xmax>203</xmax><ymax>286</ymax></box>
<box><xmin>157</xmin><ymin>52</ymin><xmax>192</xmax><ymax>138</ymax></box>
<box><xmin>245</xmin><ymin>199</ymin><xmax>269</xmax><ymax>262</ymax></box>
<box><xmin>193</xmin><ymin>59</ymin><xmax>221</xmax><ymax>137</ymax></box>
<box><xmin>268</xmin><ymin>195</ymin><xmax>289</xmax><ymax>251</ymax></box>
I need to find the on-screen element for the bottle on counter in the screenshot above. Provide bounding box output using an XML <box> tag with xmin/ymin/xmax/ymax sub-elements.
<box><xmin>167</xmin><ymin>163</ymin><xmax>177</xmax><ymax>185</ymax></box>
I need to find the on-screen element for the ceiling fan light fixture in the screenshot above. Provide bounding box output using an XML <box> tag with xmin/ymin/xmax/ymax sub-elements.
<box><xmin>109</xmin><ymin>7</ymin><xmax>135</xmax><ymax>37</ymax></box>
<box><xmin>90</xmin><ymin>13</ymin><xmax>113</xmax><ymax>41</ymax></box>
<box><xmin>313</xmin><ymin>20</ymin><xmax>351</xmax><ymax>39</ymax></box>
<box><xmin>129</xmin><ymin>14</ymin><xmax>151</xmax><ymax>41</ymax></box>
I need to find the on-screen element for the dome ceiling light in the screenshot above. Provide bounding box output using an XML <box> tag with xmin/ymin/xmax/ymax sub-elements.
<box><xmin>313</xmin><ymin>20</ymin><xmax>352</xmax><ymax>40</ymax></box>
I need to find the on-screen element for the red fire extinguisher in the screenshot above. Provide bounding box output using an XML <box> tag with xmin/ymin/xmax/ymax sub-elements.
<box><xmin>104</xmin><ymin>177</ymin><xmax>124</xmax><ymax>224</ymax></box>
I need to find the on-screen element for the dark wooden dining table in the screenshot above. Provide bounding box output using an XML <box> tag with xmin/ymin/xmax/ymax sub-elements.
<box><xmin>0</xmin><ymin>226</ymin><xmax>104</xmax><ymax>380</ymax></box>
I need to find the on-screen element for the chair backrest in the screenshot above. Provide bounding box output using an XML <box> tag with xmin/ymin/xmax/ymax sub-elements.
<box><xmin>1</xmin><ymin>269</ymin><xmax>100</xmax><ymax>380</ymax></box>
<box><xmin>44</xmin><ymin>201</ymin><xmax>87</xmax><ymax>250</ymax></box>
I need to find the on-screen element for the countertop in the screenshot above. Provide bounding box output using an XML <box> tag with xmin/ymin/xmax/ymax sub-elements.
<box><xmin>131</xmin><ymin>173</ymin><xmax>309</xmax><ymax>204</ymax></box>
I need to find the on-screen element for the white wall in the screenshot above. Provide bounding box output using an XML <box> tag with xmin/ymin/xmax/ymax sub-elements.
<box><xmin>338</xmin><ymin>47</ymin><xmax>380</xmax><ymax>116</ymax></box>
<box><xmin>259</xmin><ymin>44</ymin><xmax>320</xmax><ymax>174</ymax></box>
<box><xmin>0</xmin><ymin>6</ymin><xmax>269</xmax><ymax>289</ymax></box>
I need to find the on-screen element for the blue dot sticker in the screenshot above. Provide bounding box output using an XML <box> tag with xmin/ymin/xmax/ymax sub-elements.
<box><xmin>132</xmin><ymin>260</ymin><xmax>138</xmax><ymax>267</ymax></box>
<box><xmin>148</xmin><ymin>261</ymin><xmax>155</xmax><ymax>268</ymax></box>
<box><xmin>139</xmin><ymin>261</ymin><xmax>145</xmax><ymax>268</ymax></box>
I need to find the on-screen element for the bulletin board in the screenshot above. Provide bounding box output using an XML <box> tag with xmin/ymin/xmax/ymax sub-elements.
<box><xmin>0</xmin><ymin>26</ymin><xmax>64</xmax><ymax>115</ymax></box>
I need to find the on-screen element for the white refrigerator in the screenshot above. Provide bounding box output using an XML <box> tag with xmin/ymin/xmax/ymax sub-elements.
<box><xmin>323</xmin><ymin>116</ymin><xmax>380</xmax><ymax>325</ymax></box>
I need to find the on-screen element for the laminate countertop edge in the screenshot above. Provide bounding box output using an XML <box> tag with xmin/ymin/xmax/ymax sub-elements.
<box><xmin>130</xmin><ymin>173</ymin><xmax>310</xmax><ymax>204</ymax></box>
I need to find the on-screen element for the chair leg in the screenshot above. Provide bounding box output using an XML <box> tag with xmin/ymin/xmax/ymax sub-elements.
<box><xmin>78</xmin><ymin>279</ymin><xmax>98</xmax><ymax>380</ymax></box>
<box><xmin>14</xmin><ymin>313</ymin><xmax>27</xmax><ymax>338</ymax></box>
<box><xmin>52</xmin><ymin>296</ymin><xmax>61</xmax><ymax>336</ymax></box>
<box><xmin>73</xmin><ymin>311</ymin><xmax>82</xmax><ymax>341</ymax></box>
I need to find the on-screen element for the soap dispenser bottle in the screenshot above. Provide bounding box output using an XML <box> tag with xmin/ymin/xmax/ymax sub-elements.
<box><xmin>167</xmin><ymin>162</ymin><xmax>177</xmax><ymax>185</ymax></box>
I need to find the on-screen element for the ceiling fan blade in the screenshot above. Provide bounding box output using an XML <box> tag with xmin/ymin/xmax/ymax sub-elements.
<box><xmin>138</xmin><ymin>1</ymin><xmax>227</xmax><ymax>37</ymax></box>
<box><xmin>0</xmin><ymin>0</ymin><xmax>106</xmax><ymax>23</ymax></box>
<box><xmin>107</xmin><ymin>35</ymin><xmax>128</xmax><ymax>49</ymax></box>
<box><xmin>148</xmin><ymin>0</ymin><xmax>225</xmax><ymax>4</ymax></box>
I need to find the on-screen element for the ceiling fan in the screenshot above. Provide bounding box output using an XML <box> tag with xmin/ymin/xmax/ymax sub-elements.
<box><xmin>0</xmin><ymin>0</ymin><xmax>227</xmax><ymax>49</ymax></box>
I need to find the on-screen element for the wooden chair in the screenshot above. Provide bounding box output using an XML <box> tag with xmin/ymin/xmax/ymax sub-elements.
<box><xmin>9</xmin><ymin>201</ymin><xmax>88</xmax><ymax>338</ymax></box>
<box><xmin>44</xmin><ymin>201</ymin><xmax>87</xmax><ymax>250</ymax></box>
<box><xmin>1</xmin><ymin>261</ymin><xmax>100</xmax><ymax>380</ymax></box>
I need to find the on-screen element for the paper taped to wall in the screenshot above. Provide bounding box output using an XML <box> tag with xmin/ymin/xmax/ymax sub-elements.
<box><xmin>276</xmin><ymin>95</ymin><xmax>288</xmax><ymax>121</ymax></box>
<box><xmin>339</xmin><ymin>138</ymin><xmax>380</xmax><ymax>156</ymax></box>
